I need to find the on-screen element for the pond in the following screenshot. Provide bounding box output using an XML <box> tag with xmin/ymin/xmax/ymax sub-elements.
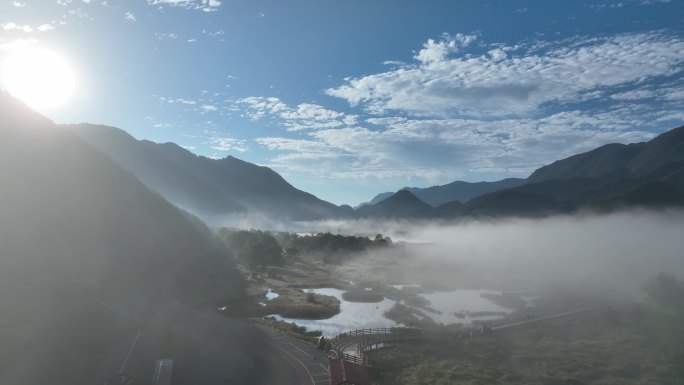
<box><xmin>269</xmin><ymin>288</ymin><xmax>398</xmax><ymax>337</ymax></box>
<box><xmin>265</xmin><ymin>288</ymin><xmax>279</xmax><ymax>300</ymax></box>
<box><xmin>268</xmin><ymin>287</ymin><xmax>517</xmax><ymax>337</ymax></box>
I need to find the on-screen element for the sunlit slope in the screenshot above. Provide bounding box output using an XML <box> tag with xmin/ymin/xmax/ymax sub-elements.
<box><xmin>70</xmin><ymin>123</ymin><xmax>348</xmax><ymax>221</ymax></box>
<box><xmin>0</xmin><ymin>92</ymin><xmax>245</xmax><ymax>384</ymax></box>
<box><xmin>529</xmin><ymin>125</ymin><xmax>684</xmax><ymax>183</ymax></box>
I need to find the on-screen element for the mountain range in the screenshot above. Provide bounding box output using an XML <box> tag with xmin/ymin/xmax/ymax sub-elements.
<box><xmin>69</xmin><ymin>122</ymin><xmax>684</xmax><ymax>222</ymax></box>
<box><xmin>70</xmin><ymin>124</ymin><xmax>350</xmax><ymax>222</ymax></box>
<box><xmin>360</xmin><ymin>125</ymin><xmax>684</xmax><ymax>219</ymax></box>
<box><xmin>360</xmin><ymin>178</ymin><xmax>526</xmax><ymax>207</ymax></box>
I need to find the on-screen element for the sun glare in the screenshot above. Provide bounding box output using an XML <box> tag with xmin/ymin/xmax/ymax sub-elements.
<box><xmin>1</xmin><ymin>46</ymin><xmax>76</xmax><ymax>110</ymax></box>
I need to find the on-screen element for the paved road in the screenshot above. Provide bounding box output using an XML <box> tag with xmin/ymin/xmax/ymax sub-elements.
<box><xmin>94</xmin><ymin>295</ymin><xmax>303</xmax><ymax>385</ymax></box>
<box><xmin>258</xmin><ymin>326</ymin><xmax>330</xmax><ymax>385</ymax></box>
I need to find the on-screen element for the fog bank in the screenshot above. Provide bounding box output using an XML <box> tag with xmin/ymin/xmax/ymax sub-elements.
<box><xmin>300</xmin><ymin>209</ymin><xmax>684</xmax><ymax>298</ymax></box>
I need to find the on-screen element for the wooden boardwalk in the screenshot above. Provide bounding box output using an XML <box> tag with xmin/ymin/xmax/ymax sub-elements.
<box><xmin>329</xmin><ymin>327</ymin><xmax>421</xmax><ymax>367</ymax></box>
<box><xmin>327</xmin><ymin>305</ymin><xmax>611</xmax><ymax>368</ymax></box>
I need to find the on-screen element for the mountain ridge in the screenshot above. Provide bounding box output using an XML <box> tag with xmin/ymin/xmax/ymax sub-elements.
<box><xmin>358</xmin><ymin>125</ymin><xmax>684</xmax><ymax>219</ymax></box>
<box><xmin>70</xmin><ymin>123</ymin><xmax>346</xmax><ymax>222</ymax></box>
<box><xmin>362</xmin><ymin>178</ymin><xmax>526</xmax><ymax>207</ymax></box>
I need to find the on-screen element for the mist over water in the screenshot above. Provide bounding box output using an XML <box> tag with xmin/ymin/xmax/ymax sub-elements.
<box><xmin>280</xmin><ymin>209</ymin><xmax>684</xmax><ymax>298</ymax></box>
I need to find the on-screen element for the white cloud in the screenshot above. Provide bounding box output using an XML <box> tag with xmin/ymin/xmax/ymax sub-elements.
<box><xmin>414</xmin><ymin>33</ymin><xmax>477</xmax><ymax>64</ymax></box>
<box><xmin>2</xmin><ymin>23</ymin><xmax>34</xmax><ymax>33</ymax></box>
<box><xmin>155</xmin><ymin>96</ymin><xmax>197</xmax><ymax>105</ymax></box>
<box><xmin>237</xmin><ymin>96</ymin><xmax>355</xmax><ymax>131</ymax></box>
<box><xmin>155</xmin><ymin>32</ymin><xmax>178</xmax><ymax>40</ymax></box>
<box><xmin>203</xmin><ymin>28</ymin><xmax>225</xmax><ymax>38</ymax></box>
<box><xmin>147</xmin><ymin>0</ymin><xmax>221</xmax><ymax>12</ymax></box>
<box><xmin>1</xmin><ymin>21</ymin><xmax>62</xmax><ymax>33</ymax></box>
<box><xmin>210</xmin><ymin>137</ymin><xmax>248</xmax><ymax>152</ymax></box>
<box><xmin>254</xmin><ymin>102</ymin><xmax>678</xmax><ymax>183</ymax></box>
<box><xmin>200</xmin><ymin>104</ymin><xmax>218</xmax><ymax>112</ymax></box>
<box><xmin>257</xmin><ymin>137</ymin><xmax>338</xmax><ymax>157</ymax></box>
<box><xmin>366</xmin><ymin>117</ymin><xmax>407</xmax><ymax>126</ymax></box>
<box><xmin>326</xmin><ymin>32</ymin><xmax>684</xmax><ymax>119</ymax></box>
<box><xmin>125</xmin><ymin>12</ymin><xmax>136</xmax><ymax>22</ymax></box>
<box><xmin>12</xmin><ymin>1</ymin><xmax>26</xmax><ymax>7</ymax></box>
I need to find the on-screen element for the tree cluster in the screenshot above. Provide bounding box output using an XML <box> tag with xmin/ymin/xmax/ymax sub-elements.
<box><xmin>218</xmin><ymin>228</ymin><xmax>392</xmax><ymax>267</ymax></box>
<box><xmin>274</xmin><ymin>232</ymin><xmax>392</xmax><ymax>263</ymax></box>
<box><xmin>218</xmin><ymin>228</ymin><xmax>284</xmax><ymax>269</ymax></box>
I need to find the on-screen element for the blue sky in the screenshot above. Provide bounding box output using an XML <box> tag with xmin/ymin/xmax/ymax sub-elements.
<box><xmin>1</xmin><ymin>0</ymin><xmax>683</xmax><ymax>205</ymax></box>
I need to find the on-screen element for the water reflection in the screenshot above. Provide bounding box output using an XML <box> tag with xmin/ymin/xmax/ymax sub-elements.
<box><xmin>268</xmin><ymin>287</ymin><xmax>514</xmax><ymax>337</ymax></box>
<box><xmin>270</xmin><ymin>288</ymin><xmax>398</xmax><ymax>337</ymax></box>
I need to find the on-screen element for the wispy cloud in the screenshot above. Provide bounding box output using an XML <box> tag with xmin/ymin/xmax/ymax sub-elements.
<box><xmin>237</xmin><ymin>96</ymin><xmax>357</xmax><ymax>131</ymax></box>
<box><xmin>256</xmin><ymin>105</ymin><xmax>670</xmax><ymax>183</ymax></box>
<box><xmin>147</xmin><ymin>0</ymin><xmax>221</xmax><ymax>12</ymax></box>
<box><xmin>210</xmin><ymin>137</ymin><xmax>248</xmax><ymax>152</ymax></box>
<box><xmin>0</xmin><ymin>21</ymin><xmax>63</xmax><ymax>33</ymax></box>
<box><xmin>200</xmin><ymin>104</ymin><xmax>218</xmax><ymax>112</ymax></box>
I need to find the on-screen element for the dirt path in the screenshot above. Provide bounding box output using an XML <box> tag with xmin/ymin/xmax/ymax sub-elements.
<box><xmin>492</xmin><ymin>305</ymin><xmax>609</xmax><ymax>331</ymax></box>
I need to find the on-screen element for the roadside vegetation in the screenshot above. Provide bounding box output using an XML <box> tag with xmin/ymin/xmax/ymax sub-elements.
<box><xmin>255</xmin><ymin>317</ymin><xmax>323</xmax><ymax>345</ymax></box>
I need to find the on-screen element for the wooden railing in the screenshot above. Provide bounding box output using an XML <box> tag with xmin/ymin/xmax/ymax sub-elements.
<box><xmin>328</xmin><ymin>327</ymin><xmax>422</xmax><ymax>367</ymax></box>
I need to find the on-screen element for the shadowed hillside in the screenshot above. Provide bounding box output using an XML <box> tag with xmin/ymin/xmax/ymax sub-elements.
<box><xmin>0</xmin><ymin>93</ymin><xmax>284</xmax><ymax>385</ymax></box>
<box><xmin>364</xmin><ymin>178</ymin><xmax>525</xmax><ymax>207</ymax></box>
<box><xmin>70</xmin><ymin>124</ymin><xmax>347</xmax><ymax>222</ymax></box>
<box><xmin>356</xmin><ymin>190</ymin><xmax>435</xmax><ymax>219</ymax></box>
<box><xmin>356</xmin><ymin>125</ymin><xmax>684</xmax><ymax>220</ymax></box>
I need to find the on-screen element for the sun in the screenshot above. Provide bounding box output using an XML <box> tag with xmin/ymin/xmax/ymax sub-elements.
<box><xmin>1</xmin><ymin>45</ymin><xmax>76</xmax><ymax>110</ymax></box>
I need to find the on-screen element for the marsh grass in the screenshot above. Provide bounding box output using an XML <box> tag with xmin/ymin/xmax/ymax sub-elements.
<box><xmin>369</xmin><ymin>305</ymin><xmax>681</xmax><ymax>385</ymax></box>
<box><xmin>262</xmin><ymin>288</ymin><xmax>340</xmax><ymax>319</ymax></box>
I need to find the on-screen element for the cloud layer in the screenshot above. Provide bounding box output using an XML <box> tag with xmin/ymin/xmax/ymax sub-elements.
<box><xmin>326</xmin><ymin>32</ymin><xmax>684</xmax><ymax>118</ymax></box>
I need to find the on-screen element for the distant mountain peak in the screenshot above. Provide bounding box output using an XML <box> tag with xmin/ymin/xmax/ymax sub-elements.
<box><xmin>388</xmin><ymin>189</ymin><xmax>425</xmax><ymax>203</ymax></box>
<box><xmin>364</xmin><ymin>177</ymin><xmax>526</xmax><ymax>207</ymax></box>
<box><xmin>355</xmin><ymin>189</ymin><xmax>434</xmax><ymax>219</ymax></box>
